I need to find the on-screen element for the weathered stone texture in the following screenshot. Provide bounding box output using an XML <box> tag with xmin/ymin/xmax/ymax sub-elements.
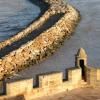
<box><xmin>68</xmin><ymin>68</ymin><xmax>82</xmax><ymax>84</ymax></box>
<box><xmin>43</xmin><ymin>0</ymin><xmax>63</xmax><ymax>4</ymax></box>
<box><xmin>0</xmin><ymin>48</ymin><xmax>100</xmax><ymax>99</ymax></box>
<box><xmin>6</xmin><ymin>78</ymin><xmax>33</xmax><ymax>96</ymax></box>
<box><xmin>85</xmin><ymin>67</ymin><xmax>100</xmax><ymax>87</ymax></box>
<box><xmin>97</xmin><ymin>69</ymin><xmax>100</xmax><ymax>80</ymax></box>
<box><xmin>0</xmin><ymin>69</ymin><xmax>84</xmax><ymax>99</ymax></box>
<box><xmin>75</xmin><ymin>48</ymin><xmax>100</xmax><ymax>87</ymax></box>
<box><xmin>86</xmin><ymin>67</ymin><xmax>97</xmax><ymax>86</ymax></box>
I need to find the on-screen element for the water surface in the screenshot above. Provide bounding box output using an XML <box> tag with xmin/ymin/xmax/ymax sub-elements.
<box><xmin>0</xmin><ymin>0</ymin><xmax>40</xmax><ymax>41</ymax></box>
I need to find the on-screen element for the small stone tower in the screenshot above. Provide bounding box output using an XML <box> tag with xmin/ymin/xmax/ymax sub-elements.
<box><xmin>75</xmin><ymin>48</ymin><xmax>87</xmax><ymax>68</ymax></box>
<box><xmin>75</xmin><ymin>48</ymin><xmax>87</xmax><ymax>81</ymax></box>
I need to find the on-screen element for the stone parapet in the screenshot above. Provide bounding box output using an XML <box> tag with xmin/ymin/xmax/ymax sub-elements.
<box><xmin>0</xmin><ymin>68</ymin><xmax>83</xmax><ymax>99</ymax></box>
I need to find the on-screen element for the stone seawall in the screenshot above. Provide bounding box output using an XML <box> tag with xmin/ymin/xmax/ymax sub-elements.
<box><xmin>85</xmin><ymin>66</ymin><xmax>100</xmax><ymax>87</ymax></box>
<box><xmin>0</xmin><ymin>68</ymin><xmax>83</xmax><ymax>100</ymax></box>
<box><xmin>0</xmin><ymin>48</ymin><xmax>100</xmax><ymax>99</ymax></box>
<box><xmin>0</xmin><ymin>66</ymin><xmax>99</xmax><ymax>100</ymax></box>
<box><xmin>0</xmin><ymin>0</ymin><xmax>68</xmax><ymax>51</ymax></box>
<box><xmin>0</xmin><ymin>8</ymin><xmax>51</xmax><ymax>50</ymax></box>
<box><xmin>0</xmin><ymin>0</ymin><xmax>80</xmax><ymax>79</ymax></box>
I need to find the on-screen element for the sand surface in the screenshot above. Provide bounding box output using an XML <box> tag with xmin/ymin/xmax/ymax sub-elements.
<box><xmin>33</xmin><ymin>88</ymin><xmax>100</xmax><ymax>100</ymax></box>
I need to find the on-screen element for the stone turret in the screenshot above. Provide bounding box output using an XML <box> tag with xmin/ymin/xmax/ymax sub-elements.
<box><xmin>75</xmin><ymin>48</ymin><xmax>87</xmax><ymax>68</ymax></box>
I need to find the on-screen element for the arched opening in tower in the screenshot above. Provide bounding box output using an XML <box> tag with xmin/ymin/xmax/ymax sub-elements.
<box><xmin>79</xmin><ymin>59</ymin><xmax>86</xmax><ymax>81</ymax></box>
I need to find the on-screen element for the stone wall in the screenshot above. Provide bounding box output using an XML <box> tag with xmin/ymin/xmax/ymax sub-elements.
<box><xmin>0</xmin><ymin>66</ymin><xmax>100</xmax><ymax>100</ymax></box>
<box><xmin>0</xmin><ymin>0</ymin><xmax>80</xmax><ymax>79</ymax></box>
<box><xmin>0</xmin><ymin>68</ymin><xmax>83</xmax><ymax>99</ymax></box>
<box><xmin>85</xmin><ymin>66</ymin><xmax>100</xmax><ymax>87</ymax></box>
<box><xmin>68</xmin><ymin>68</ymin><xmax>82</xmax><ymax>84</ymax></box>
<box><xmin>97</xmin><ymin>69</ymin><xmax>100</xmax><ymax>80</ymax></box>
<box><xmin>0</xmin><ymin>47</ymin><xmax>100</xmax><ymax>99</ymax></box>
<box><xmin>0</xmin><ymin>1</ymin><xmax>50</xmax><ymax>50</ymax></box>
<box><xmin>6</xmin><ymin>78</ymin><xmax>33</xmax><ymax>96</ymax></box>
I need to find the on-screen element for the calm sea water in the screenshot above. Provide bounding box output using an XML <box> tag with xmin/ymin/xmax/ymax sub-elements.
<box><xmin>0</xmin><ymin>0</ymin><xmax>40</xmax><ymax>41</ymax></box>
<box><xmin>0</xmin><ymin>0</ymin><xmax>100</xmax><ymax>79</ymax></box>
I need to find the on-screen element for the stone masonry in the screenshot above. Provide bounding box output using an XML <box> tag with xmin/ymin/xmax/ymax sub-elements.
<box><xmin>0</xmin><ymin>48</ymin><xmax>99</xmax><ymax>100</ymax></box>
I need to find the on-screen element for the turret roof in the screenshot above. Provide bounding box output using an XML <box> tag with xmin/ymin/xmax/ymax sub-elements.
<box><xmin>76</xmin><ymin>48</ymin><xmax>87</xmax><ymax>57</ymax></box>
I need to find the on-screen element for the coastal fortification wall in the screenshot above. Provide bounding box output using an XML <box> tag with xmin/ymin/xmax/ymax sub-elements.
<box><xmin>0</xmin><ymin>48</ymin><xmax>99</xmax><ymax>100</ymax></box>
<box><xmin>85</xmin><ymin>67</ymin><xmax>100</xmax><ymax>87</ymax></box>
<box><xmin>0</xmin><ymin>0</ymin><xmax>80</xmax><ymax>79</ymax></box>
<box><xmin>75</xmin><ymin>48</ymin><xmax>100</xmax><ymax>87</ymax></box>
<box><xmin>0</xmin><ymin>67</ymin><xmax>99</xmax><ymax>100</ymax></box>
<box><xmin>0</xmin><ymin>68</ymin><xmax>82</xmax><ymax>100</ymax></box>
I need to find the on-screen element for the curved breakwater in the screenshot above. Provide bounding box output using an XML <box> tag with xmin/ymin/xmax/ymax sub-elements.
<box><xmin>0</xmin><ymin>0</ymin><xmax>80</xmax><ymax>79</ymax></box>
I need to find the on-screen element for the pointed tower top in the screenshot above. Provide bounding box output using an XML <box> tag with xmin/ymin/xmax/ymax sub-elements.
<box><xmin>76</xmin><ymin>48</ymin><xmax>87</xmax><ymax>57</ymax></box>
